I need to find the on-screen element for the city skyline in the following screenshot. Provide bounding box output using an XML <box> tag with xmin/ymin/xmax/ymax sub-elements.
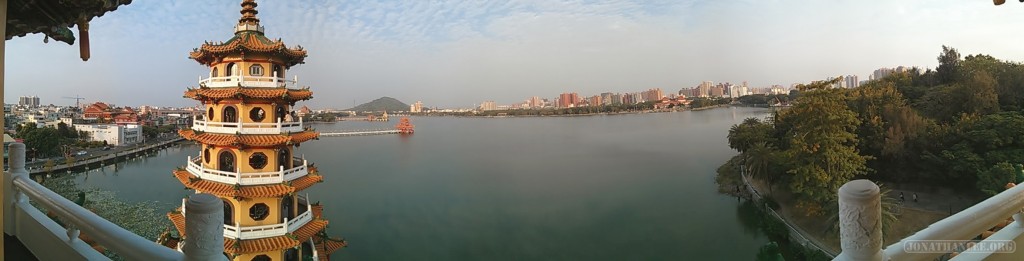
<box><xmin>6</xmin><ymin>1</ymin><xmax>1024</xmax><ymax>108</ymax></box>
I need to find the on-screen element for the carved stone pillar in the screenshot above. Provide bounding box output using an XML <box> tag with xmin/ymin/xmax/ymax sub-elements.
<box><xmin>836</xmin><ymin>179</ymin><xmax>883</xmax><ymax>261</ymax></box>
<box><xmin>183</xmin><ymin>193</ymin><xmax>227</xmax><ymax>261</ymax></box>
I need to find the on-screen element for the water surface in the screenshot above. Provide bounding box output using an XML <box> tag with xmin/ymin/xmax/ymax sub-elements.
<box><xmin>76</xmin><ymin>107</ymin><xmax>772</xmax><ymax>260</ymax></box>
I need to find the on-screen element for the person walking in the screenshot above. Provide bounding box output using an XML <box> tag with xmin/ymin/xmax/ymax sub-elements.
<box><xmin>900</xmin><ymin>192</ymin><xmax>905</xmax><ymax>202</ymax></box>
<box><xmin>913</xmin><ymin>193</ymin><xmax>918</xmax><ymax>203</ymax></box>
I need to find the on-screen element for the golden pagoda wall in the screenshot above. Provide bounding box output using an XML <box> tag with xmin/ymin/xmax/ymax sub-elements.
<box><xmin>204</xmin><ymin>103</ymin><xmax>291</xmax><ymax>123</ymax></box>
<box><xmin>200</xmin><ymin>145</ymin><xmax>294</xmax><ymax>172</ymax></box>
<box><xmin>210</xmin><ymin>54</ymin><xmax>287</xmax><ymax>78</ymax></box>
<box><xmin>226</xmin><ymin>197</ymin><xmax>282</xmax><ymax>227</ymax></box>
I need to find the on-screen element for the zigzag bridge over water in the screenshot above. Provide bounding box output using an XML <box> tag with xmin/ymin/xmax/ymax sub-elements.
<box><xmin>320</xmin><ymin>129</ymin><xmax>402</xmax><ymax>137</ymax></box>
<box><xmin>321</xmin><ymin>117</ymin><xmax>416</xmax><ymax>137</ymax></box>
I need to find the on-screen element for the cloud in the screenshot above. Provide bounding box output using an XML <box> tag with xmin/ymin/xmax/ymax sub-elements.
<box><xmin>6</xmin><ymin>0</ymin><xmax>1024</xmax><ymax>108</ymax></box>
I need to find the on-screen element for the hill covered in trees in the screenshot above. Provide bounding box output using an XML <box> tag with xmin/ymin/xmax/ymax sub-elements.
<box><xmin>729</xmin><ymin>45</ymin><xmax>1024</xmax><ymax>213</ymax></box>
<box><xmin>346</xmin><ymin>97</ymin><xmax>410</xmax><ymax>112</ymax></box>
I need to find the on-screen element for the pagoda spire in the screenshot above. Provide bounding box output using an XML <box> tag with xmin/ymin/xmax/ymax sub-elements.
<box><xmin>239</xmin><ymin>0</ymin><xmax>260</xmax><ymax>25</ymax></box>
<box><xmin>235</xmin><ymin>0</ymin><xmax>265</xmax><ymax>33</ymax></box>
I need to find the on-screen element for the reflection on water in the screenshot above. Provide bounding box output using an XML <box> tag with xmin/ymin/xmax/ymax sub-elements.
<box><xmin>71</xmin><ymin>107</ymin><xmax>773</xmax><ymax>260</ymax></box>
<box><xmin>736</xmin><ymin>199</ymin><xmax>765</xmax><ymax>238</ymax></box>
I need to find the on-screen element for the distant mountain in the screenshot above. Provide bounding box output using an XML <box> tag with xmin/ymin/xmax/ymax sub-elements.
<box><xmin>346</xmin><ymin>97</ymin><xmax>409</xmax><ymax>112</ymax></box>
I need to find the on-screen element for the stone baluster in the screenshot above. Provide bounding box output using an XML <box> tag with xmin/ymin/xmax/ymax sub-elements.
<box><xmin>182</xmin><ymin>193</ymin><xmax>227</xmax><ymax>261</ymax></box>
<box><xmin>4</xmin><ymin>143</ymin><xmax>28</xmax><ymax>235</ymax></box>
<box><xmin>835</xmin><ymin>179</ymin><xmax>883</xmax><ymax>261</ymax></box>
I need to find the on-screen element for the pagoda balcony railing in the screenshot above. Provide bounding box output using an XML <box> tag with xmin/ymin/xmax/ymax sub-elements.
<box><xmin>198</xmin><ymin>73</ymin><xmax>297</xmax><ymax>88</ymax></box>
<box><xmin>219</xmin><ymin>195</ymin><xmax>314</xmax><ymax>240</ymax></box>
<box><xmin>186</xmin><ymin>156</ymin><xmax>309</xmax><ymax>186</ymax></box>
<box><xmin>310</xmin><ymin>237</ymin><xmax>319</xmax><ymax>260</ymax></box>
<box><xmin>191</xmin><ymin>116</ymin><xmax>303</xmax><ymax>135</ymax></box>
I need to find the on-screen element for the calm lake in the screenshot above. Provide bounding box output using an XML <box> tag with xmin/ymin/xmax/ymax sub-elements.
<box><xmin>73</xmin><ymin>106</ymin><xmax>773</xmax><ymax>260</ymax></box>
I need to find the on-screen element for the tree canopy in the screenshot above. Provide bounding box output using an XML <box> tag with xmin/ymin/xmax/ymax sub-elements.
<box><xmin>727</xmin><ymin>45</ymin><xmax>1024</xmax><ymax>207</ymax></box>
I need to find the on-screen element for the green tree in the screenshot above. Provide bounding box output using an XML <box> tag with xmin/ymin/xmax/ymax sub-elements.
<box><xmin>780</xmin><ymin>79</ymin><xmax>869</xmax><ymax>209</ymax></box>
<box><xmin>877</xmin><ymin>105</ymin><xmax>936</xmax><ymax>181</ymax></box>
<box><xmin>977</xmin><ymin>162</ymin><xmax>1017</xmax><ymax>196</ymax></box>
<box><xmin>56</xmin><ymin>122</ymin><xmax>78</xmax><ymax>139</ymax></box>
<box><xmin>142</xmin><ymin>125</ymin><xmax>159</xmax><ymax>139</ymax></box>
<box><xmin>728</xmin><ymin>118</ymin><xmax>774</xmax><ymax>154</ymax></box>
<box><xmin>958</xmin><ymin>70</ymin><xmax>1000</xmax><ymax>115</ymax></box>
<box><xmin>916</xmin><ymin>84</ymin><xmax>959</xmax><ymax>122</ymax></box>
<box><xmin>756</xmin><ymin>242</ymin><xmax>785</xmax><ymax>261</ymax></box>
<box><xmin>22</xmin><ymin>126</ymin><xmax>65</xmax><ymax>158</ymax></box>
<box><xmin>746</xmin><ymin>142</ymin><xmax>780</xmax><ymax>195</ymax></box>
<box><xmin>930</xmin><ymin>112</ymin><xmax>1024</xmax><ymax>187</ymax></box>
<box><xmin>937</xmin><ymin>45</ymin><xmax>961</xmax><ymax>85</ymax></box>
<box><xmin>846</xmin><ymin>81</ymin><xmax>907</xmax><ymax>168</ymax></box>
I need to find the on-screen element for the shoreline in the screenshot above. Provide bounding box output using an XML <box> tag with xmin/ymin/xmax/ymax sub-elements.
<box><xmin>416</xmin><ymin>105</ymin><xmax>740</xmax><ymax>118</ymax></box>
<box><xmin>28</xmin><ymin>137</ymin><xmax>185</xmax><ymax>174</ymax></box>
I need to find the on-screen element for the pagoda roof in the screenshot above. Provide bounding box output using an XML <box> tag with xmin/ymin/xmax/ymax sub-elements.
<box><xmin>184</xmin><ymin>87</ymin><xmax>313</xmax><ymax>102</ymax></box>
<box><xmin>311</xmin><ymin>204</ymin><xmax>324</xmax><ymax>219</ymax></box>
<box><xmin>6</xmin><ymin>0</ymin><xmax>132</xmax><ymax>45</ymax></box>
<box><xmin>167</xmin><ymin>210</ymin><xmax>333</xmax><ymax>255</ymax></box>
<box><xmin>190</xmin><ymin>31</ymin><xmax>307</xmax><ymax>68</ymax></box>
<box><xmin>189</xmin><ymin>0</ymin><xmax>307</xmax><ymax>67</ymax></box>
<box><xmin>178</xmin><ymin>129</ymin><xmax>318</xmax><ymax>147</ymax></box>
<box><xmin>172</xmin><ymin>169</ymin><xmax>322</xmax><ymax>198</ymax></box>
<box><xmin>319</xmin><ymin>237</ymin><xmax>348</xmax><ymax>260</ymax></box>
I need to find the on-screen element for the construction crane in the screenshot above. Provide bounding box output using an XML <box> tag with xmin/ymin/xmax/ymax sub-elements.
<box><xmin>63</xmin><ymin>95</ymin><xmax>85</xmax><ymax>108</ymax></box>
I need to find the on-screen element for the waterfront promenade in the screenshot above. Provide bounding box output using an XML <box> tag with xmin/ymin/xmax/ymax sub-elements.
<box><xmin>25</xmin><ymin>136</ymin><xmax>184</xmax><ymax>174</ymax></box>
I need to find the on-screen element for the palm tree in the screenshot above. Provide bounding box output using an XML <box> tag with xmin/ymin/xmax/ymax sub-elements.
<box><xmin>745</xmin><ymin>141</ymin><xmax>777</xmax><ymax>195</ymax></box>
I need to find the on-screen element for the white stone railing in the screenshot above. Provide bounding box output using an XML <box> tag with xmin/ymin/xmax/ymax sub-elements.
<box><xmin>186</xmin><ymin>156</ymin><xmax>308</xmax><ymax>186</ymax></box>
<box><xmin>198</xmin><ymin>74</ymin><xmax>297</xmax><ymax>88</ymax></box>
<box><xmin>834</xmin><ymin>179</ymin><xmax>1024</xmax><ymax>261</ymax></box>
<box><xmin>191</xmin><ymin>116</ymin><xmax>303</xmax><ymax>135</ymax></box>
<box><xmin>3</xmin><ymin>143</ymin><xmax>226</xmax><ymax>261</ymax></box>
<box><xmin>311</xmin><ymin>237</ymin><xmax>320</xmax><ymax>260</ymax></box>
<box><xmin>219</xmin><ymin>200</ymin><xmax>313</xmax><ymax>240</ymax></box>
<box><xmin>235</xmin><ymin>23</ymin><xmax>265</xmax><ymax>33</ymax></box>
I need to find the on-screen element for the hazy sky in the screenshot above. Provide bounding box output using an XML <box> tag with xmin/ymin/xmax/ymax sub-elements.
<box><xmin>6</xmin><ymin>0</ymin><xmax>1024</xmax><ymax>108</ymax></box>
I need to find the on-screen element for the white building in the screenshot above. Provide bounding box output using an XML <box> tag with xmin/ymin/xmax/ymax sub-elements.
<box><xmin>77</xmin><ymin>124</ymin><xmax>144</xmax><ymax>146</ymax></box>
<box><xmin>410</xmin><ymin>101</ymin><xmax>423</xmax><ymax>113</ymax></box>
<box><xmin>770</xmin><ymin>85</ymin><xmax>787</xmax><ymax>95</ymax></box>
<box><xmin>845</xmin><ymin>75</ymin><xmax>860</xmax><ymax>89</ymax></box>
<box><xmin>479</xmin><ymin>101</ymin><xmax>497</xmax><ymax>111</ymax></box>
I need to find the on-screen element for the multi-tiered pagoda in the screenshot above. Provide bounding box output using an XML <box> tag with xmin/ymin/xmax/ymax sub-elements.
<box><xmin>161</xmin><ymin>1</ymin><xmax>346</xmax><ymax>260</ymax></box>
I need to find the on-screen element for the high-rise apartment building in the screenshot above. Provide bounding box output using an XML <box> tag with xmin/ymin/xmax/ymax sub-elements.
<box><xmin>641</xmin><ymin>88</ymin><xmax>664</xmax><ymax>102</ymax></box>
<box><xmin>771</xmin><ymin>84</ymin><xmax>786</xmax><ymax>95</ymax></box>
<box><xmin>710</xmin><ymin>85</ymin><xmax>724</xmax><ymax>98</ymax></box>
<box><xmin>873</xmin><ymin>68</ymin><xmax>895</xmax><ymax>81</ymax></box>
<box><xmin>410</xmin><ymin>101</ymin><xmax>423</xmax><ymax>113</ymax></box>
<box><xmin>480</xmin><ymin>101</ymin><xmax>497</xmax><ymax>111</ymax></box>
<box><xmin>528</xmin><ymin>96</ymin><xmax>543</xmax><ymax>108</ymax></box>
<box><xmin>611</xmin><ymin>93</ymin><xmax>623</xmax><ymax>105</ymax></box>
<box><xmin>588</xmin><ymin>96</ymin><xmax>602</xmax><ymax>107</ymax></box>
<box><xmin>845</xmin><ymin>75</ymin><xmax>859</xmax><ymax>89</ymax></box>
<box><xmin>699</xmin><ymin>81</ymin><xmax>713</xmax><ymax>98</ymax></box>
<box><xmin>600</xmin><ymin>92</ymin><xmax>614</xmax><ymax>106</ymax></box>
<box><xmin>19</xmin><ymin>96</ymin><xmax>40</xmax><ymax>108</ymax></box>
<box><xmin>558</xmin><ymin>93</ymin><xmax>580</xmax><ymax>108</ymax></box>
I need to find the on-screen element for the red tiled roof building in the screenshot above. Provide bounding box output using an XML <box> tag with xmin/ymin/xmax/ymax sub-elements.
<box><xmin>83</xmin><ymin>102</ymin><xmax>140</xmax><ymax>124</ymax></box>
